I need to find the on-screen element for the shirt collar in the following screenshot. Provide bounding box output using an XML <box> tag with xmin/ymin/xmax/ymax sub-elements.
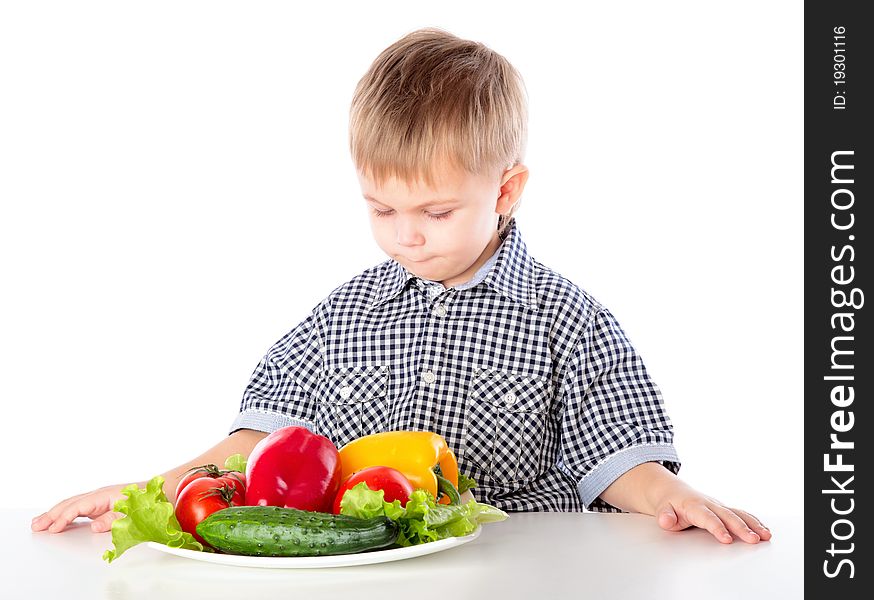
<box><xmin>370</xmin><ymin>217</ymin><xmax>538</xmax><ymax>310</ymax></box>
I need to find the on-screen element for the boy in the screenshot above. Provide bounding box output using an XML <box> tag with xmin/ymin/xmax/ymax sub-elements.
<box><xmin>32</xmin><ymin>27</ymin><xmax>769</xmax><ymax>544</ymax></box>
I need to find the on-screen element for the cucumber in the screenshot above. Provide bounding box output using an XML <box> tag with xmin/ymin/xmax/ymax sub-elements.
<box><xmin>196</xmin><ymin>506</ymin><xmax>399</xmax><ymax>557</ymax></box>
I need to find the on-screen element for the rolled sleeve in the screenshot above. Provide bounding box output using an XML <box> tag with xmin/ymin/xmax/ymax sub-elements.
<box><xmin>228</xmin><ymin>409</ymin><xmax>316</xmax><ymax>435</ymax></box>
<box><xmin>557</xmin><ymin>308</ymin><xmax>680</xmax><ymax>513</ymax></box>
<box><xmin>229</xmin><ymin>298</ymin><xmax>330</xmax><ymax>435</ymax></box>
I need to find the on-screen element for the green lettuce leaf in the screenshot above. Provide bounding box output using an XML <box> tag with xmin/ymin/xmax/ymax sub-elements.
<box><xmin>338</xmin><ymin>482</ymin><xmax>508</xmax><ymax>547</ymax></box>
<box><xmin>457</xmin><ymin>472</ymin><xmax>477</xmax><ymax>494</ymax></box>
<box><xmin>223</xmin><ymin>453</ymin><xmax>247</xmax><ymax>473</ymax></box>
<box><xmin>339</xmin><ymin>481</ymin><xmax>388</xmax><ymax>518</ymax></box>
<box><xmin>102</xmin><ymin>476</ymin><xmax>206</xmax><ymax>563</ymax></box>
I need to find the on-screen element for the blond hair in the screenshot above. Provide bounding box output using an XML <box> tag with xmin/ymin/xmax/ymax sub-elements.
<box><xmin>349</xmin><ymin>27</ymin><xmax>528</xmax><ymax>236</ymax></box>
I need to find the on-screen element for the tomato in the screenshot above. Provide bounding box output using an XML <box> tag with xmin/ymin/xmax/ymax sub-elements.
<box><xmin>174</xmin><ymin>464</ymin><xmax>245</xmax><ymax>500</ymax></box>
<box><xmin>175</xmin><ymin>475</ymin><xmax>245</xmax><ymax>545</ymax></box>
<box><xmin>332</xmin><ymin>466</ymin><xmax>414</xmax><ymax>514</ymax></box>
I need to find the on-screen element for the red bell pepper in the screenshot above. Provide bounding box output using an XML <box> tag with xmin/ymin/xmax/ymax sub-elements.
<box><xmin>244</xmin><ymin>426</ymin><xmax>342</xmax><ymax>513</ymax></box>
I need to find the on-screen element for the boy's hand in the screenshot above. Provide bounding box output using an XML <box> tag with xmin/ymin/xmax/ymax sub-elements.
<box><xmin>31</xmin><ymin>484</ymin><xmax>135</xmax><ymax>534</ymax></box>
<box><xmin>600</xmin><ymin>462</ymin><xmax>771</xmax><ymax>544</ymax></box>
<box><xmin>652</xmin><ymin>482</ymin><xmax>771</xmax><ymax>544</ymax></box>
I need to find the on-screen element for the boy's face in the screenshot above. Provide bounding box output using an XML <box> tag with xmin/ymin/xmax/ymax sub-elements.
<box><xmin>357</xmin><ymin>161</ymin><xmax>527</xmax><ymax>288</ymax></box>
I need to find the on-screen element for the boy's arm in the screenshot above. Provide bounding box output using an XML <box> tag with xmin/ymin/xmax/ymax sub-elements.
<box><xmin>230</xmin><ymin>299</ymin><xmax>329</xmax><ymax>435</ymax></box>
<box><xmin>556</xmin><ymin>308</ymin><xmax>769</xmax><ymax>543</ymax></box>
<box><xmin>159</xmin><ymin>428</ymin><xmax>268</xmax><ymax>503</ymax></box>
<box><xmin>598</xmin><ymin>461</ymin><xmax>771</xmax><ymax>544</ymax></box>
<box><xmin>32</xmin><ymin>428</ymin><xmax>268</xmax><ymax>534</ymax></box>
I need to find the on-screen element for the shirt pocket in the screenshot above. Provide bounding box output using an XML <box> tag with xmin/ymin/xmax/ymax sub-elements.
<box><xmin>315</xmin><ymin>365</ymin><xmax>390</xmax><ymax>449</ymax></box>
<box><xmin>464</xmin><ymin>369</ymin><xmax>552</xmax><ymax>483</ymax></box>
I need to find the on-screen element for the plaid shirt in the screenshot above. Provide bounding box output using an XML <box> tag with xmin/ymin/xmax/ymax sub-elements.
<box><xmin>230</xmin><ymin>218</ymin><xmax>679</xmax><ymax>512</ymax></box>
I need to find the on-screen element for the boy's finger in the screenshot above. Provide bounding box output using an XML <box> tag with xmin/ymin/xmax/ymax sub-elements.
<box><xmin>712</xmin><ymin>506</ymin><xmax>760</xmax><ymax>544</ymax></box>
<box><xmin>47</xmin><ymin>516</ymin><xmax>71</xmax><ymax>533</ymax></box>
<box><xmin>689</xmin><ymin>505</ymin><xmax>733</xmax><ymax>544</ymax></box>
<box><xmin>656</xmin><ymin>505</ymin><xmax>680</xmax><ymax>531</ymax></box>
<box><xmin>731</xmin><ymin>508</ymin><xmax>772</xmax><ymax>541</ymax></box>
<box><xmin>32</xmin><ymin>505</ymin><xmax>68</xmax><ymax>531</ymax></box>
<box><xmin>30</xmin><ymin>513</ymin><xmax>48</xmax><ymax>531</ymax></box>
<box><xmin>91</xmin><ymin>511</ymin><xmax>123</xmax><ymax>533</ymax></box>
<box><xmin>48</xmin><ymin>505</ymin><xmax>85</xmax><ymax>533</ymax></box>
<box><xmin>34</xmin><ymin>495</ymin><xmax>79</xmax><ymax>530</ymax></box>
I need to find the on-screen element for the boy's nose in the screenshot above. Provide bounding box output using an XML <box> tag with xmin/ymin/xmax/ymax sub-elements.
<box><xmin>395</xmin><ymin>219</ymin><xmax>425</xmax><ymax>247</ymax></box>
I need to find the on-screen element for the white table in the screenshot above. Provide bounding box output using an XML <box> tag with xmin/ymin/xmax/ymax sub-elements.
<box><xmin>14</xmin><ymin>509</ymin><xmax>801</xmax><ymax>599</ymax></box>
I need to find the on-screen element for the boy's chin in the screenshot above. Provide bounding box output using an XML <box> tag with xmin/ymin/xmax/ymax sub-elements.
<box><xmin>405</xmin><ymin>260</ymin><xmax>445</xmax><ymax>281</ymax></box>
<box><xmin>407</xmin><ymin>263</ymin><xmax>437</xmax><ymax>278</ymax></box>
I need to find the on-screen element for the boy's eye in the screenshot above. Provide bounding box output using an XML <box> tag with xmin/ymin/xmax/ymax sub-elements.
<box><xmin>370</xmin><ymin>208</ymin><xmax>453</xmax><ymax>221</ymax></box>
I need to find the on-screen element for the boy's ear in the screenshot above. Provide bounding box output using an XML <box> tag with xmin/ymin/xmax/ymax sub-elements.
<box><xmin>496</xmin><ymin>164</ymin><xmax>529</xmax><ymax>214</ymax></box>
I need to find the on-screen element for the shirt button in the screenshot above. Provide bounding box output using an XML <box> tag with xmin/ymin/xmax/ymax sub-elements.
<box><xmin>339</xmin><ymin>386</ymin><xmax>352</xmax><ymax>399</ymax></box>
<box><xmin>422</xmin><ymin>370</ymin><xmax>437</xmax><ymax>384</ymax></box>
<box><xmin>503</xmin><ymin>392</ymin><xmax>517</xmax><ymax>405</ymax></box>
<box><xmin>433</xmin><ymin>304</ymin><xmax>447</xmax><ymax>317</ymax></box>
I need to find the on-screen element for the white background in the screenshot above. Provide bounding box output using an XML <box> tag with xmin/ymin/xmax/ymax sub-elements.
<box><xmin>1</xmin><ymin>1</ymin><xmax>802</xmax><ymax>518</ymax></box>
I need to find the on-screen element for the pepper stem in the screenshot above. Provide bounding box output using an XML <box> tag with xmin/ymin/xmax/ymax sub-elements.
<box><xmin>435</xmin><ymin>474</ymin><xmax>461</xmax><ymax>505</ymax></box>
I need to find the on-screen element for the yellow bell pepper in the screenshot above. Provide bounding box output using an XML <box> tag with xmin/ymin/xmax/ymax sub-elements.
<box><xmin>338</xmin><ymin>431</ymin><xmax>459</xmax><ymax>504</ymax></box>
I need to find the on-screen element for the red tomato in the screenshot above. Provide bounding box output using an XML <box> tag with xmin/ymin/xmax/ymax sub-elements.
<box><xmin>332</xmin><ymin>466</ymin><xmax>414</xmax><ymax>514</ymax></box>
<box><xmin>175</xmin><ymin>476</ymin><xmax>245</xmax><ymax>545</ymax></box>
<box><xmin>174</xmin><ymin>464</ymin><xmax>245</xmax><ymax>501</ymax></box>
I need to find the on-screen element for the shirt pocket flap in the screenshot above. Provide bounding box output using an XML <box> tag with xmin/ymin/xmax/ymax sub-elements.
<box><xmin>324</xmin><ymin>366</ymin><xmax>390</xmax><ymax>405</ymax></box>
<box><xmin>470</xmin><ymin>369</ymin><xmax>551</xmax><ymax>413</ymax></box>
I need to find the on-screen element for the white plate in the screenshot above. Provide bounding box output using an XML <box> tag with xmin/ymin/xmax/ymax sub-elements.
<box><xmin>146</xmin><ymin>527</ymin><xmax>480</xmax><ymax>569</ymax></box>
